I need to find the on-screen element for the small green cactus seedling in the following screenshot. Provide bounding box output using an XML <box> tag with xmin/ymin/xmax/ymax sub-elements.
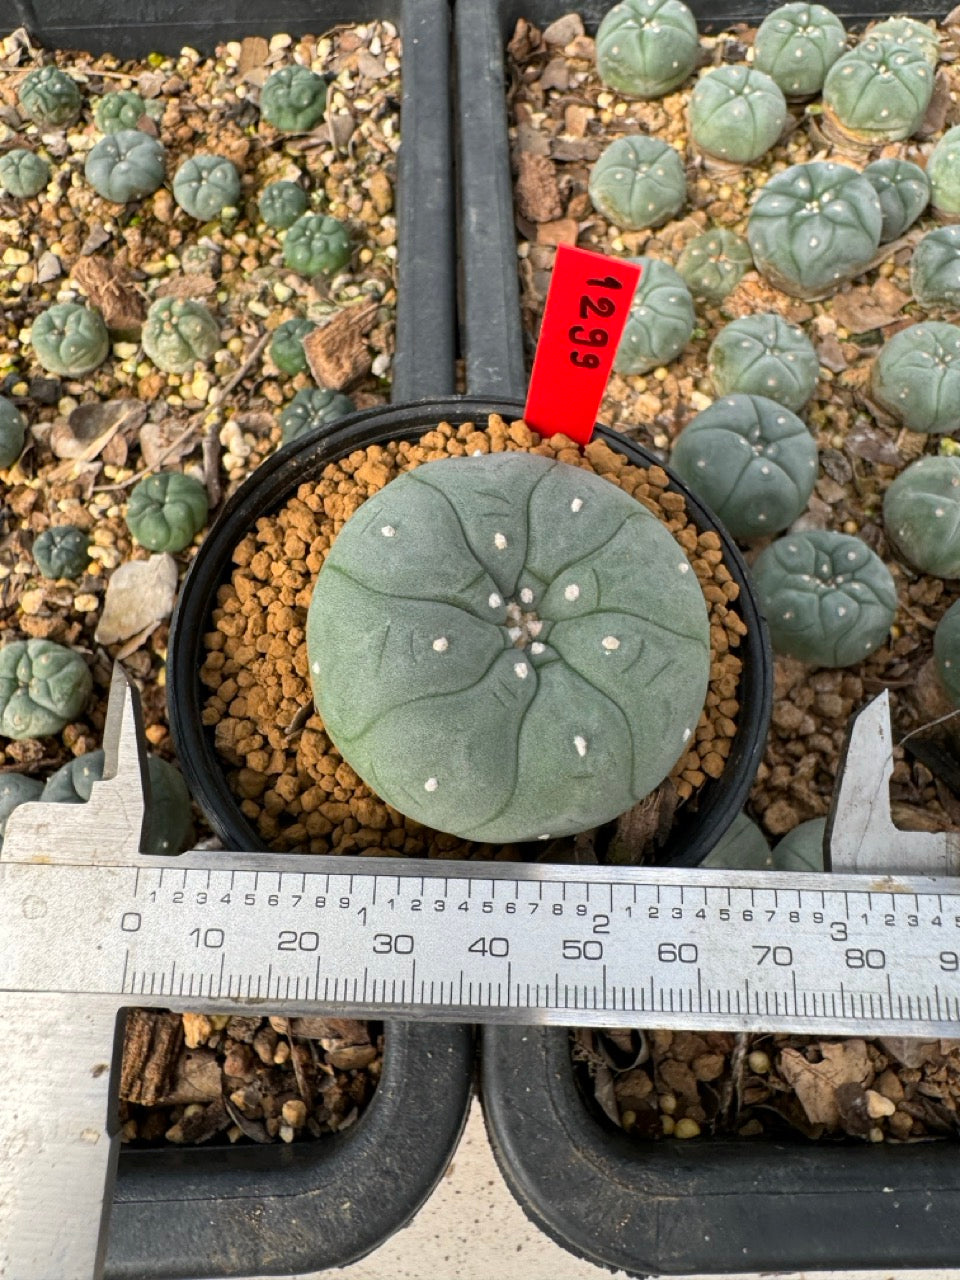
<box><xmin>307</xmin><ymin>452</ymin><xmax>711</xmax><ymax>843</ymax></box>
<box><xmin>85</xmin><ymin>129</ymin><xmax>166</xmax><ymax>204</ymax></box>
<box><xmin>595</xmin><ymin>0</ymin><xmax>700</xmax><ymax>99</ymax></box>
<box><xmin>676</xmin><ymin>229</ymin><xmax>752</xmax><ymax>303</ymax></box>
<box><xmin>0</xmin><ymin>773</ymin><xmax>43</xmax><ymax>851</ymax></box>
<box><xmin>883</xmin><ymin>456</ymin><xmax>960</xmax><ymax>578</ymax></box>
<box><xmin>258</xmin><ymin>180</ymin><xmax>308</xmax><ymax>230</ymax></box>
<box><xmin>928</xmin><ymin>126</ymin><xmax>960</xmax><ymax>220</ymax></box>
<box><xmin>173</xmin><ymin>154</ymin><xmax>241</xmax><ymax>220</ymax></box>
<box><xmin>260</xmin><ymin>66</ymin><xmax>328</xmax><ymax>132</ymax></box>
<box><xmin>0</xmin><ymin>397</ymin><xmax>26</xmax><ymax>469</ymax></box>
<box><xmin>0</xmin><ymin>149</ymin><xmax>50</xmax><ymax>198</ymax></box>
<box><xmin>283</xmin><ymin>213</ymin><xmax>352</xmax><ymax>277</ymax></box>
<box><xmin>0</xmin><ymin>639</ymin><xmax>92</xmax><ymax>739</ymax></box>
<box><xmin>18</xmin><ymin>66</ymin><xmax>82</xmax><ymax>128</ymax></box>
<box><xmin>754</xmin><ymin>3</ymin><xmax>847</xmax><ymax>98</ymax></box>
<box><xmin>270</xmin><ymin>317</ymin><xmax>317</xmax><ymax>375</ymax></box>
<box><xmin>752</xmin><ymin>530</ymin><xmax>897</xmax><ymax>666</ymax></box>
<box><xmin>862</xmin><ymin>157</ymin><xmax>929</xmax><ymax>242</ymax></box>
<box><xmin>871</xmin><ymin>322</ymin><xmax>960</xmax><ymax>434</ymax></box>
<box><xmin>701</xmin><ymin>811</ymin><xmax>773</xmax><ymax>869</ymax></box>
<box><xmin>141</xmin><ymin>297</ymin><xmax>220</xmax><ymax>374</ymax></box>
<box><xmin>708</xmin><ymin>313</ymin><xmax>819</xmax><ymax>411</ymax></box>
<box><xmin>31</xmin><ymin>303</ymin><xmax>110</xmax><ymax>377</ymax></box>
<box><xmin>688</xmin><ymin>66</ymin><xmax>787</xmax><ymax>165</ymax></box>
<box><xmin>911</xmin><ymin>227</ymin><xmax>960</xmax><ymax>309</ymax></box>
<box><xmin>870</xmin><ymin>16</ymin><xmax>940</xmax><ymax>67</ymax></box>
<box><xmin>934</xmin><ymin>600</ymin><xmax>960</xmax><ymax>706</ymax></box>
<box><xmin>126</xmin><ymin>472</ymin><xmax>209</xmax><ymax>553</ymax></box>
<box><xmin>671</xmin><ymin>393</ymin><xmax>817</xmax><ymax>540</ymax></box>
<box><xmin>33</xmin><ymin>526</ymin><xmax>90</xmax><ymax>580</ymax></box>
<box><xmin>589</xmin><ymin>136</ymin><xmax>686</xmax><ymax>231</ymax></box>
<box><xmin>280</xmin><ymin>387</ymin><xmax>356</xmax><ymax>444</ymax></box>
<box><xmin>773</xmin><ymin>817</ymin><xmax>825</xmax><ymax>870</ymax></box>
<box><xmin>822</xmin><ymin>37</ymin><xmax>934</xmax><ymax>147</ymax></box>
<box><xmin>614</xmin><ymin>257</ymin><xmax>694</xmax><ymax>376</ymax></box>
<box><xmin>94</xmin><ymin>90</ymin><xmax>147</xmax><ymax>133</ymax></box>
<box><xmin>747</xmin><ymin>161</ymin><xmax>882</xmax><ymax>299</ymax></box>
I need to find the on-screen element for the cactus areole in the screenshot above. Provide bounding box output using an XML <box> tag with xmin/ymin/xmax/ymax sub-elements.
<box><xmin>306</xmin><ymin>452</ymin><xmax>712</xmax><ymax>844</ymax></box>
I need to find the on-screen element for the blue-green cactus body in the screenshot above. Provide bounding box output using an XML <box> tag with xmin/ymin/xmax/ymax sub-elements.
<box><xmin>283</xmin><ymin>213</ymin><xmax>352</xmax><ymax>277</ymax></box>
<box><xmin>142</xmin><ymin>297</ymin><xmax>220</xmax><ymax>374</ymax></box>
<box><xmin>85</xmin><ymin>129</ymin><xmax>166</xmax><ymax>204</ymax></box>
<box><xmin>871</xmin><ymin>322</ymin><xmax>960</xmax><ymax>434</ymax></box>
<box><xmin>588</xmin><ymin>135</ymin><xmax>686</xmax><ymax>231</ymax></box>
<box><xmin>883</xmin><ymin>456</ymin><xmax>960</xmax><ymax>578</ymax></box>
<box><xmin>746</xmin><ymin>161</ymin><xmax>882</xmax><ymax>299</ymax></box>
<box><xmin>270</xmin><ymin>318</ymin><xmax>316</xmax><ymax>375</ymax></box>
<box><xmin>708</xmin><ymin>313</ymin><xmax>819</xmax><ymax>411</ymax></box>
<box><xmin>0</xmin><ymin>397</ymin><xmax>26</xmax><ymax>468</ymax></box>
<box><xmin>306</xmin><ymin>452</ymin><xmax>711</xmax><ymax>843</ymax></box>
<box><xmin>823</xmin><ymin>37</ymin><xmax>934</xmax><ymax>146</ymax></box>
<box><xmin>31</xmin><ymin>303</ymin><xmax>110</xmax><ymax>377</ymax></box>
<box><xmin>260</xmin><ymin>65</ymin><xmax>328</xmax><ymax>132</ymax></box>
<box><xmin>911</xmin><ymin>227</ymin><xmax>960</xmax><ymax>309</ymax></box>
<box><xmin>280</xmin><ymin>387</ymin><xmax>356</xmax><ymax>444</ymax></box>
<box><xmin>754</xmin><ymin>3</ymin><xmax>847</xmax><ymax>98</ymax></box>
<box><xmin>258</xmin><ymin>180</ymin><xmax>308</xmax><ymax>230</ymax></box>
<box><xmin>0</xmin><ymin>773</ymin><xmax>43</xmax><ymax>851</ymax></box>
<box><xmin>33</xmin><ymin>526</ymin><xmax>90</xmax><ymax>580</ymax></box>
<box><xmin>173</xmin><ymin>154</ymin><xmax>241</xmax><ymax>220</ymax></box>
<box><xmin>934</xmin><ymin>600</ymin><xmax>960</xmax><ymax>706</ymax></box>
<box><xmin>752</xmin><ymin>531</ymin><xmax>897</xmax><ymax>666</ymax></box>
<box><xmin>0</xmin><ymin>639</ymin><xmax>92</xmax><ymax>739</ymax></box>
<box><xmin>676</xmin><ymin>229</ymin><xmax>752</xmax><ymax>303</ymax></box>
<box><xmin>671</xmin><ymin>393</ymin><xmax>817</xmax><ymax>540</ymax></box>
<box><xmin>870</xmin><ymin>17</ymin><xmax>940</xmax><ymax>67</ymax></box>
<box><xmin>928</xmin><ymin>125</ymin><xmax>960</xmax><ymax>219</ymax></box>
<box><xmin>595</xmin><ymin>0</ymin><xmax>700</xmax><ymax>99</ymax></box>
<box><xmin>689</xmin><ymin>66</ymin><xmax>787</xmax><ymax>164</ymax></box>
<box><xmin>94</xmin><ymin>91</ymin><xmax>147</xmax><ymax>133</ymax></box>
<box><xmin>126</xmin><ymin>472</ymin><xmax>209</xmax><ymax>553</ymax></box>
<box><xmin>773</xmin><ymin>817</ymin><xmax>825</xmax><ymax>870</ymax></box>
<box><xmin>614</xmin><ymin>257</ymin><xmax>694</xmax><ymax>376</ymax></box>
<box><xmin>0</xmin><ymin>149</ymin><xmax>50</xmax><ymax>198</ymax></box>
<box><xmin>18</xmin><ymin>66</ymin><xmax>82</xmax><ymax>128</ymax></box>
<box><xmin>863</xmin><ymin>158</ymin><xmax>930</xmax><ymax>242</ymax></box>
<box><xmin>701</xmin><ymin>811</ymin><xmax>772</xmax><ymax>868</ymax></box>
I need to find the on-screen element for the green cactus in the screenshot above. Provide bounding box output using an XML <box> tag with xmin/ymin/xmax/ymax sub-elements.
<box><xmin>33</xmin><ymin>526</ymin><xmax>90</xmax><ymax>580</ymax></box>
<box><xmin>141</xmin><ymin>297</ymin><xmax>220</xmax><ymax>374</ymax></box>
<box><xmin>125</xmin><ymin>472</ymin><xmax>209</xmax><ymax>553</ymax></box>
<box><xmin>911</xmin><ymin>227</ymin><xmax>960</xmax><ymax>309</ymax></box>
<box><xmin>0</xmin><ymin>397</ymin><xmax>26</xmax><ymax>469</ymax></box>
<box><xmin>708</xmin><ymin>313</ymin><xmax>819</xmax><ymax>411</ymax></box>
<box><xmin>0</xmin><ymin>149</ymin><xmax>50</xmax><ymax>198</ymax></box>
<box><xmin>928</xmin><ymin>125</ymin><xmax>960</xmax><ymax>220</ymax></box>
<box><xmin>754</xmin><ymin>3</ymin><xmax>847</xmax><ymax>98</ymax></box>
<box><xmin>0</xmin><ymin>773</ymin><xmax>43</xmax><ymax>852</ymax></box>
<box><xmin>614</xmin><ymin>257</ymin><xmax>694</xmax><ymax>376</ymax></box>
<box><xmin>306</xmin><ymin>452</ymin><xmax>711</xmax><ymax>843</ymax></box>
<box><xmin>589</xmin><ymin>136</ymin><xmax>686</xmax><ymax>232</ymax></box>
<box><xmin>883</xmin><ymin>456</ymin><xmax>960</xmax><ymax>579</ymax></box>
<box><xmin>676</xmin><ymin>229</ymin><xmax>752</xmax><ymax>303</ymax></box>
<box><xmin>94</xmin><ymin>90</ymin><xmax>147</xmax><ymax>133</ymax></box>
<box><xmin>689</xmin><ymin>66</ymin><xmax>787</xmax><ymax>165</ymax></box>
<box><xmin>0</xmin><ymin>639</ymin><xmax>92</xmax><ymax>739</ymax></box>
<box><xmin>701</xmin><ymin>811</ymin><xmax>773</xmax><ymax>869</ymax></box>
<box><xmin>270</xmin><ymin>317</ymin><xmax>317</xmax><ymax>375</ymax></box>
<box><xmin>173</xmin><ymin>154</ymin><xmax>241</xmax><ymax>220</ymax></box>
<box><xmin>18</xmin><ymin>66</ymin><xmax>82</xmax><ymax>128</ymax></box>
<box><xmin>280</xmin><ymin>387</ymin><xmax>356</xmax><ymax>444</ymax></box>
<box><xmin>595</xmin><ymin>0</ymin><xmax>700</xmax><ymax>99</ymax></box>
<box><xmin>260</xmin><ymin>65</ymin><xmax>328</xmax><ymax>133</ymax></box>
<box><xmin>671</xmin><ymin>393</ymin><xmax>817</xmax><ymax>540</ymax></box>
<box><xmin>862</xmin><ymin>157</ymin><xmax>929</xmax><ymax>242</ymax></box>
<box><xmin>283</xmin><ymin>213</ymin><xmax>352</xmax><ymax>277</ymax></box>
<box><xmin>773</xmin><ymin>817</ymin><xmax>825</xmax><ymax>870</ymax></box>
<box><xmin>31</xmin><ymin>303</ymin><xmax>110</xmax><ymax>377</ymax></box>
<box><xmin>822</xmin><ymin>37</ymin><xmax>934</xmax><ymax>146</ymax></box>
<box><xmin>870</xmin><ymin>17</ymin><xmax>940</xmax><ymax>67</ymax></box>
<box><xmin>84</xmin><ymin>129</ymin><xmax>166</xmax><ymax>204</ymax></box>
<box><xmin>934</xmin><ymin>600</ymin><xmax>960</xmax><ymax>706</ymax></box>
<box><xmin>746</xmin><ymin>161</ymin><xmax>882</xmax><ymax>299</ymax></box>
<box><xmin>258</xmin><ymin>180</ymin><xmax>308</xmax><ymax>230</ymax></box>
<box><xmin>752</xmin><ymin>530</ymin><xmax>897</xmax><ymax>667</ymax></box>
<box><xmin>871</xmin><ymin>322</ymin><xmax>960</xmax><ymax>434</ymax></box>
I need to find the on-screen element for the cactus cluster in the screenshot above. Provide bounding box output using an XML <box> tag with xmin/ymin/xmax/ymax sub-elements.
<box><xmin>142</xmin><ymin>297</ymin><xmax>220</xmax><ymax>374</ymax></box>
<box><xmin>822</xmin><ymin>37</ymin><xmax>934</xmax><ymax>147</ymax></box>
<box><xmin>0</xmin><ymin>774</ymin><xmax>43</xmax><ymax>852</ymax></box>
<box><xmin>883</xmin><ymin>456</ymin><xmax>960</xmax><ymax>579</ymax></box>
<box><xmin>33</xmin><ymin>526</ymin><xmax>90</xmax><ymax>580</ymax></box>
<box><xmin>126</xmin><ymin>472</ymin><xmax>209</xmax><ymax>553</ymax></box>
<box><xmin>688</xmin><ymin>66</ymin><xmax>787</xmax><ymax>165</ymax></box>
<box><xmin>614</xmin><ymin>257</ymin><xmax>694</xmax><ymax>376</ymax></box>
<box><xmin>871</xmin><ymin>322</ymin><xmax>960</xmax><ymax>434</ymax></box>
<box><xmin>85</xmin><ymin>129</ymin><xmax>166</xmax><ymax>204</ymax></box>
<box><xmin>0</xmin><ymin>639</ymin><xmax>92</xmax><ymax>740</ymax></box>
<box><xmin>258</xmin><ymin>179</ymin><xmax>308</xmax><ymax>230</ymax></box>
<box><xmin>934</xmin><ymin>600</ymin><xmax>960</xmax><ymax>706</ymax></box>
<box><xmin>701</xmin><ymin>811</ymin><xmax>773</xmax><ymax>869</ymax></box>
<box><xmin>911</xmin><ymin>227</ymin><xmax>960</xmax><ymax>309</ymax></box>
<box><xmin>260</xmin><ymin>65</ymin><xmax>328</xmax><ymax>132</ymax></box>
<box><xmin>708</xmin><ymin>313</ymin><xmax>819</xmax><ymax>411</ymax></box>
<box><xmin>588</xmin><ymin>135</ymin><xmax>686</xmax><ymax>231</ymax></box>
<box><xmin>753</xmin><ymin>3</ymin><xmax>847</xmax><ymax>98</ymax></box>
<box><xmin>595</xmin><ymin>0</ymin><xmax>700</xmax><ymax>99</ymax></box>
<box><xmin>0</xmin><ymin>148</ymin><xmax>50</xmax><ymax>198</ymax></box>
<box><xmin>773</xmin><ymin>818</ymin><xmax>826</xmax><ymax>870</ymax></box>
<box><xmin>31</xmin><ymin>303</ymin><xmax>110</xmax><ymax>377</ymax></box>
<box><xmin>283</xmin><ymin>213</ymin><xmax>352</xmax><ymax>277</ymax></box>
<box><xmin>862</xmin><ymin>157</ymin><xmax>929</xmax><ymax>242</ymax></box>
<box><xmin>676</xmin><ymin>229</ymin><xmax>752</xmax><ymax>303</ymax></box>
<box><xmin>280</xmin><ymin>387</ymin><xmax>356</xmax><ymax>444</ymax></box>
<box><xmin>0</xmin><ymin>396</ymin><xmax>26</xmax><ymax>469</ymax></box>
<box><xmin>94</xmin><ymin>90</ymin><xmax>147</xmax><ymax>133</ymax></box>
<box><xmin>18</xmin><ymin>66</ymin><xmax>82</xmax><ymax>128</ymax></box>
<box><xmin>928</xmin><ymin>125</ymin><xmax>960</xmax><ymax>220</ymax></box>
<box><xmin>270</xmin><ymin>317</ymin><xmax>317</xmax><ymax>375</ymax></box>
<box><xmin>173</xmin><ymin>154</ymin><xmax>241</xmax><ymax>220</ymax></box>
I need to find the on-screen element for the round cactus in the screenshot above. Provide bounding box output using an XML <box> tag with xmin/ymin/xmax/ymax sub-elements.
<box><xmin>701</xmin><ymin>811</ymin><xmax>773</xmax><ymax>869</ymax></box>
<box><xmin>746</xmin><ymin>161</ymin><xmax>882</xmax><ymax>299</ymax></box>
<box><xmin>754</xmin><ymin>3</ymin><xmax>847</xmax><ymax>98</ymax></box>
<box><xmin>773</xmin><ymin>817</ymin><xmax>825</xmax><ymax>871</ymax></box>
<box><xmin>708</xmin><ymin>313</ymin><xmax>819</xmax><ymax>411</ymax></box>
<box><xmin>260</xmin><ymin>66</ymin><xmax>328</xmax><ymax>133</ymax></box>
<box><xmin>84</xmin><ymin>129</ymin><xmax>166</xmax><ymax>204</ymax></box>
<box><xmin>0</xmin><ymin>397</ymin><xmax>26</xmax><ymax>469</ymax></box>
<box><xmin>911</xmin><ymin>227</ymin><xmax>960</xmax><ymax>309</ymax></box>
<box><xmin>0</xmin><ymin>773</ymin><xmax>43</xmax><ymax>851</ymax></box>
<box><xmin>928</xmin><ymin>125</ymin><xmax>960</xmax><ymax>221</ymax></box>
<box><xmin>595</xmin><ymin>0</ymin><xmax>700</xmax><ymax>99</ymax></box>
<box><xmin>18</xmin><ymin>66</ymin><xmax>82</xmax><ymax>128</ymax></box>
<box><xmin>689</xmin><ymin>66</ymin><xmax>787</xmax><ymax>165</ymax></box>
<box><xmin>0</xmin><ymin>639</ymin><xmax>92</xmax><ymax>740</ymax></box>
<box><xmin>822</xmin><ymin>37</ymin><xmax>934</xmax><ymax>147</ymax></box>
<box><xmin>862</xmin><ymin>157</ymin><xmax>929</xmax><ymax>243</ymax></box>
<box><xmin>0</xmin><ymin>148</ymin><xmax>50</xmax><ymax>198</ymax></box>
<box><xmin>33</xmin><ymin>526</ymin><xmax>90</xmax><ymax>580</ymax></box>
<box><xmin>141</xmin><ymin>297</ymin><xmax>220</xmax><ymax>374</ymax></box>
<box><xmin>94</xmin><ymin>90</ymin><xmax>147</xmax><ymax>133</ymax></box>
<box><xmin>614</xmin><ymin>257</ymin><xmax>694</xmax><ymax>376</ymax></box>
<box><xmin>173</xmin><ymin>154</ymin><xmax>241</xmax><ymax>221</ymax></box>
<box><xmin>306</xmin><ymin>452</ymin><xmax>711</xmax><ymax>843</ymax></box>
<box><xmin>280</xmin><ymin>387</ymin><xmax>356</xmax><ymax>444</ymax></box>
<box><xmin>589</xmin><ymin>135</ymin><xmax>686</xmax><ymax>231</ymax></box>
<box><xmin>883</xmin><ymin>456</ymin><xmax>960</xmax><ymax>579</ymax></box>
<box><xmin>871</xmin><ymin>322</ymin><xmax>960</xmax><ymax>435</ymax></box>
<box><xmin>126</xmin><ymin>472</ymin><xmax>209</xmax><ymax>553</ymax></box>
<box><xmin>283</xmin><ymin>213</ymin><xmax>352</xmax><ymax>277</ymax></box>
<box><xmin>752</xmin><ymin>531</ymin><xmax>897</xmax><ymax>667</ymax></box>
<box><xmin>31</xmin><ymin>303</ymin><xmax>110</xmax><ymax>377</ymax></box>
<box><xmin>270</xmin><ymin>317</ymin><xmax>317</xmax><ymax>375</ymax></box>
<box><xmin>671</xmin><ymin>393</ymin><xmax>817</xmax><ymax>540</ymax></box>
<box><xmin>870</xmin><ymin>16</ymin><xmax>940</xmax><ymax>67</ymax></box>
<box><xmin>934</xmin><ymin>600</ymin><xmax>960</xmax><ymax>706</ymax></box>
<box><xmin>676</xmin><ymin>229</ymin><xmax>752</xmax><ymax>303</ymax></box>
<box><xmin>258</xmin><ymin>180</ymin><xmax>308</xmax><ymax>230</ymax></box>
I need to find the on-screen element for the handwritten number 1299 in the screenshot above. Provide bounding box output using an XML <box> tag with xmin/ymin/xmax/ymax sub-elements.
<box><xmin>569</xmin><ymin>275</ymin><xmax>623</xmax><ymax>369</ymax></box>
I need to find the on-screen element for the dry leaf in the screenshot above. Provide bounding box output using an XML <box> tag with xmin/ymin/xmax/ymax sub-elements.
<box><xmin>303</xmin><ymin>300</ymin><xmax>378</xmax><ymax>389</ymax></box>
<box><xmin>49</xmin><ymin>399</ymin><xmax>146</xmax><ymax>473</ymax></box>
<box><xmin>779</xmin><ymin>1040</ymin><xmax>872</xmax><ymax>1127</ymax></box>
<box><xmin>830</xmin><ymin>282</ymin><xmax>908</xmax><ymax>335</ymax></box>
<box><xmin>71</xmin><ymin>254</ymin><xmax>145</xmax><ymax>329</ymax></box>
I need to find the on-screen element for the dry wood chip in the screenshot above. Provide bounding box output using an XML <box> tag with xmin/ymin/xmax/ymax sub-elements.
<box><xmin>71</xmin><ymin>255</ymin><xmax>145</xmax><ymax>329</ymax></box>
<box><xmin>95</xmin><ymin>553</ymin><xmax>178</xmax><ymax>646</ymax></box>
<box><xmin>155</xmin><ymin>1048</ymin><xmax>223</xmax><ymax>1105</ymax></box>
<box><xmin>153</xmin><ymin>272</ymin><xmax>218</xmax><ymax>300</ymax></box>
<box><xmin>515</xmin><ymin>152</ymin><xmax>563</xmax><ymax>223</ymax></box>
<box><xmin>237</xmin><ymin>35</ymin><xmax>269</xmax><ymax>74</ymax></box>
<box><xmin>779</xmin><ymin>1040</ymin><xmax>872</xmax><ymax>1127</ymax></box>
<box><xmin>50</xmin><ymin>398</ymin><xmax>146</xmax><ymax>463</ymax></box>
<box><xmin>120</xmin><ymin>1010</ymin><xmax>184</xmax><ymax>1105</ymax></box>
<box><xmin>830</xmin><ymin>282</ymin><xmax>908</xmax><ymax>335</ymax></box>
<box><xmin>303</xmin><ymin>300</ymin><xmax>378</xmax><ymax>389</ymax></box>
